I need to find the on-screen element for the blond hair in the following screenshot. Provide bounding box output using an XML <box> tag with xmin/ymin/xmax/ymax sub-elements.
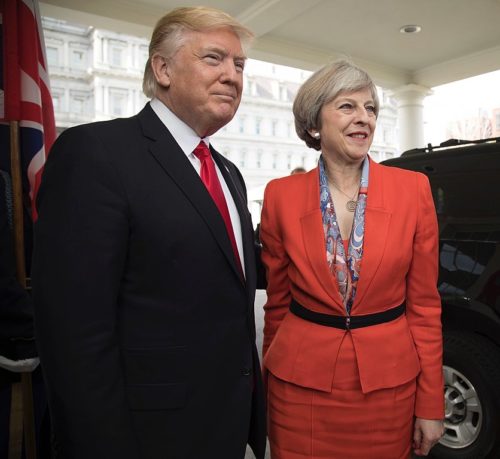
<box><xmin>143</xmin><ymin>6</ymin><xmax>254</xmax><ymax>98</ymax></box>
<box><xmin>293</xmin><ymin>60</ymin><xmax>379</xmax><ymax>151</ymax></box>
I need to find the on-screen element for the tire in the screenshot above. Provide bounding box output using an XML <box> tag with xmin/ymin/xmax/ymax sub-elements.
<box><xmin>429</xmin><ymin>332</ymin><xmax>500</xmax><ymax>459</ymax></box>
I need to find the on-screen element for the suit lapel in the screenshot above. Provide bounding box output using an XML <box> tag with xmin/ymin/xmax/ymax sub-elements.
<box><xmin>138</xmin><ymin>105</ymin><xmax>244</xmax><ymax>283</ymax></box>
<box><xmin>212</xmin><ymin>149</ymin><xmax>251</xmax><ymax>286</ymax></box>
<box><xmin>352</xmin><ymin>159</ymin><xmax>391</xmax><ymax>310</ymax></box>
<box><xmin>300</xmin><ymin>169</ymin><xmax>344</xmax><ymax>308</ymax></box>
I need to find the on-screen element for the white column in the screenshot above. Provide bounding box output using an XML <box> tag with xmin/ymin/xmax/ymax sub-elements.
<box><xmin>391</xmin><ymin>84</ymin><xmax>432</xmax><ymax>153</ymax></box>
<box><xmin>103</xmin><ymin>85</ymin><xmax>109</xmax><ymax>117</ymax></box>
<box><xmin>63</xmin><ymin>40</ymin><xmax>69</xmax><ymax>69</ymax></box>
<box><xmin>102</xmin><ymin>37</ymin><xmax>108</xmax><ymax>66</ymax></box>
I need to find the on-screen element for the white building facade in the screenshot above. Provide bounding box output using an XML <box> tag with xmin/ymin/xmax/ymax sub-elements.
<box><xmin>42</xmin><ymin>17</ymin><xmax>399</xmax><ymax>222</ymax></box>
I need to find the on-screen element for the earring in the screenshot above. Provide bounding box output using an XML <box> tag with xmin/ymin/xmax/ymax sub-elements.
<box><xmin>313</xmin><ymin>132</ymin><xmax>320</xmax><ymax>139</ymax></box>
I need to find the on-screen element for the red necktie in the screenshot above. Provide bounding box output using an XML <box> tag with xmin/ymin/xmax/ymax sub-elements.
<box><xmin>193</xmin><ymin>141</ymin><xmax>243</xmax><ymax>276</ymax></box>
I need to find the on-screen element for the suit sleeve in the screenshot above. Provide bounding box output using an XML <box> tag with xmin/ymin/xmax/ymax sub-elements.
<box><xmin>32</xmin><ymin>127</ymin><xmax>140</xmax><ymax>458</ymax></box>
<box><xmin>260</xmin><ymin>181</ymin><xmax>291</xmax><ymax>358</ymax></box>
<box><xmin>406</xmin><ymin>173</ymin><xmax>444</xmax><ymax>419</ymax></box>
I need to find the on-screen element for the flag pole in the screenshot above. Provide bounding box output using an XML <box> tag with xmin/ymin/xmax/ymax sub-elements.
<box><xmin>9</xmin><ymin>121</ymin><xmax>26</xmax><ymax>288</ymax></box>
<box><xmin>9</xmin><ymin>120</ymin><xmax>37</xmax><ymax>459</ymax></box>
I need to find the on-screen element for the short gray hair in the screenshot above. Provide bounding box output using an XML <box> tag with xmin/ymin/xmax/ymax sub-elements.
<box><xmin>143</xmin><ymin>6</ymin><xmax>254</xmax><ymax>98</ymax></box>
<box><xmin>293</xmin><ymin>60</ymin><xmax>379</xmax><ymax>151</ymax></box>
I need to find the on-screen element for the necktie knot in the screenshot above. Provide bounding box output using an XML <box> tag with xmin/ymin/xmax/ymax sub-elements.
<box><xmin>193</xmin><ymin>141</ymin><xmax>210</xmax><ymax>161</ymax></box>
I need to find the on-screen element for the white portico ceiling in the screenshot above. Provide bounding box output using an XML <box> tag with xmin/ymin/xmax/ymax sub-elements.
<box><xmin>39</xmin><ymin>0</ymin><xmax>500</xmax><ymax>89</ymax></box>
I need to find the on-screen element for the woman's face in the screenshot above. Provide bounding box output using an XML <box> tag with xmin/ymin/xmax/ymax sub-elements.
<box><xmin>316</xmin><ymin>88</ymin><xmax>376</xmax><ymax>164</ymax></box>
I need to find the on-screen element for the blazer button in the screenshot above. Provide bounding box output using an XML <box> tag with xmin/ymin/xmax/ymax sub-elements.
<box><xmin>242</xmin><ymin>367</ymin><xmax>252</xmax><ymax>376</ymax></box>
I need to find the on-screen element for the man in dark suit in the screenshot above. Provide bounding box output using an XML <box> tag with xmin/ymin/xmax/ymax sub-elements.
<box><xmin>32</xmin><ymin>6</ymin><xmax>266</xmax><ymax>459</ymax></box>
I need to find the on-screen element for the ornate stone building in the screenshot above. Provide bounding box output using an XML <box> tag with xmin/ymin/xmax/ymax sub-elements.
<box><xmin>42</xmin><ymin>17</ymin><xmax>399</xmax><ymax>222</ymax></box>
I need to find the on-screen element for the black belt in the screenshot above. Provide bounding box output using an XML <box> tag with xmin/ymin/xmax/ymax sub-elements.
<box><xmin>289</xmin><ymin>299</ymin><xmax>405</xmax><ymax>330</ymax></box>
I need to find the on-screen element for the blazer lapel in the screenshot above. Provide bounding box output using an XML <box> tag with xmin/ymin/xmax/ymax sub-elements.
<box><xmin>352</xmin><ymin>159</ymin><xmax>391</xmax><ymax>310</ymax></box>
<box><xmin>138</xmin><ymin>105</ymin><xmax>243</xmax><ymax>282</ymax></box>
<box><xmin>300</xmin><ymin>169</ymin><xmax>344</xmax><ymax>308</ymax></box>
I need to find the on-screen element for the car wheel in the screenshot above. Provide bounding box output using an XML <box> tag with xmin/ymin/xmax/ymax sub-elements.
<box><xmin>429</xmin><ymin>332</ymin><xmax>500</xmax><ymax>459</ymax></box>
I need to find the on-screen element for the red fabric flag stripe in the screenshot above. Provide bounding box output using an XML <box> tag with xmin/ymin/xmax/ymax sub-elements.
<box><xmin>1</xmin><ymin>0</ymin><xmax>56</xmax><ymax>220</ymax></box>
<box><xmin>2</xmin><ymin>0</ymin><xmax>21</xmax><ymax>119</ymax></box>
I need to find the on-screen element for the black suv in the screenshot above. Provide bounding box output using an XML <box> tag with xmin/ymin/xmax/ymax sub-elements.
<box><xmin>383</xmin><ymin>138</ymin><xmax>500</xmax><ymax>459</ymax></box>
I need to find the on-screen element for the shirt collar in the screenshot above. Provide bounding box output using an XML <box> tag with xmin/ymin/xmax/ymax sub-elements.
<box><xmin>150</xmin><ymin>98</ymin><xmax>210</xmax><ymax>157</ymax></box>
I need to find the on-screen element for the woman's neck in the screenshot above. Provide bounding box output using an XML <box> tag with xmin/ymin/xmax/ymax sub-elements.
<box><xmin>322</xmin><ymin>154</ymin><xmax>363</xmax><ymax>190</ymax></box>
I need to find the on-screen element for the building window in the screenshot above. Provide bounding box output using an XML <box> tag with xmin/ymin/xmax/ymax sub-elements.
<box><xmin>255</xmin><ymin>118</ymin><xmax>262</xmax><ymax>135</ymax></box>
<box><xmin>46</xmin><ymin>47</ymin><xmax>59</xmax><ymax>66</ymax></box>
<box><xmin>71</xmin><ymin>49</ymin><xmax>86</xmax><ymax>68</ymax></box>
<box><xmin>109</xmin><ymin>89</ymin><xmax>128</xmax><ymax>116</ymax></box>
<box><xmin>496</xmin><ymin>113</ymin><xmax>500</xmax><ymax>131</ymax></box>
<box><xmin>51</xmin><ymin>88</ymin><xmax>65</xmax><ymax>112</ymax></box>
<box><xmin>70</xmin><ymin>97</ymin><xmax>84</xmax><ymax>114</ymax></box>
<box><xmin>272</xmin><ymin>120</ymin><xmax>278</xmax><ymax>137</ymax></box>
<box><xmin>109</xmin><ymin>40</ymin><xmax>127</xmax><ymax>67</ymax></box>
<box><xmin>52</xmin><ymin>94</ymin><xmax>60</xmax><ymax>111</ymax></box>
<box><xmin>239</xmin><ymin>116</ymin><xmax>245</xmax><ymax>134</ymax></box>
<box><xmin>69</xmin><ymin>90</ymin><xmax>89</xmax><ymax>114</ymax></box>
<box><xmin>111</xmin><ymin>47</ymin><xmax>123</xmax><ymax>66</ymax></box>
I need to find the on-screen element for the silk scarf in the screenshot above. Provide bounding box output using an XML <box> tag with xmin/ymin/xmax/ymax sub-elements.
<box><xmin>319</xmin><ymin>156</ymin><xmax>369</xmax><ymax>314</ymax></box>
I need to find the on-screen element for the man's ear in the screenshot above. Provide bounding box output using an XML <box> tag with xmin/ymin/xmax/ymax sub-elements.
<box><xmin>151</xmin><ymin>54</ymin><xmax>171</xmax><ymax>89</ymax></box>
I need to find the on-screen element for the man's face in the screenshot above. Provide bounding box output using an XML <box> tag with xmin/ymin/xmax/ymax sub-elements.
<box><xmin>157</xmin><ymin>27</ymin><xmax>245</xmax><ymax>137</ymax></box>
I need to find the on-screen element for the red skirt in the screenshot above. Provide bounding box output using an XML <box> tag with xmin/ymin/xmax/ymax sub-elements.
<box><xmin>267</xmin><ymin>333</ymin><xmax>416</xmax><ymax>459</ymax></box>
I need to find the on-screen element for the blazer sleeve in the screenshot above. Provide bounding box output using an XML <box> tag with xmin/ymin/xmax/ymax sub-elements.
<box><xmin>32</xmin><ymin>126</ymin><xmax>140</xmax><ymax>458</ymax></box>
<box><xmin>260</xmin><ymin>181</ymin><xmax>291</xmax><ymax>358</ymax></box>
<box><xmin>406</xmin><ymin>173</ymin><xmax>444</xmax><ymax>419</ymax></box>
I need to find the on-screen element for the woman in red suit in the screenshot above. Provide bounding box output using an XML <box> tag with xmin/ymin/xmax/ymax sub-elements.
<box><xmin>260</xmin><ymin>60</ymin><xmax>444</xmax><ymax>458</ymax></box>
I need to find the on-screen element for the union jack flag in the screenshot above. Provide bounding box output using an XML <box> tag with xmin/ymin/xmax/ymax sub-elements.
<box><xmin>0</xmin><ymin>0</ymin><xmax>56</xmax><ymax>220</ymax></box>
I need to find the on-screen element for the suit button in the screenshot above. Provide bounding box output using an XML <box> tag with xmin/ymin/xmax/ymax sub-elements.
<box><xmin>242</xmin><ymin>367</ymin><xmax>252</xmax><ymax>376</ymax></box>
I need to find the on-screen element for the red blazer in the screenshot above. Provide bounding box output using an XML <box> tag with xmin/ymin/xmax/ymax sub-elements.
<box><xmin>260</xmin><ymin>158</ymin><xmax>444</xmax><ymax>419</ymax></box>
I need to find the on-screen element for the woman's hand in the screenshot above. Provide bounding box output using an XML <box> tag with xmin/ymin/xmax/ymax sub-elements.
<box><xmin>413</xmin><ymin>418</ymin><xmax>444</xmax><ymax>456</ymax></box>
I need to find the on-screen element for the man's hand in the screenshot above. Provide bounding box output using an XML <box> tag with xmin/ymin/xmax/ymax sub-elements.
<box><xmin>413</xmin><ymin>417</ymin><xmax>444</xmax><ymax>456</ymax></box>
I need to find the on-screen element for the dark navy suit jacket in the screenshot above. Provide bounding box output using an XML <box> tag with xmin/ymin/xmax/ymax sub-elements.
<box><xmin>32</xmin><ymin>104</ymin><xmax>266</xmax><ymax>459</ymax></box>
